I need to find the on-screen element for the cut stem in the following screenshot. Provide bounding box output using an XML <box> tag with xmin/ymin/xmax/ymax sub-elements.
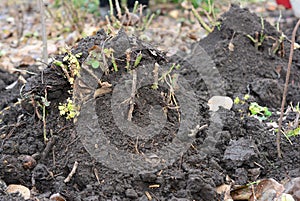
<box><xmin>128</xmin><ymin>69</ymin><xmax>137</xmax><ymax>121</ymax></box>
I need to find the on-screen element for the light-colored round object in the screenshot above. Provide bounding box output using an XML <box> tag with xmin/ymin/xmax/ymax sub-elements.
<box><xmin>50</xmin><ymin>193</ymin><xmax>66</xmax><ymax>201</ymax></box>
<box><xmin>207</xmin><ymin>96</ymin><xmax>233</xmax><ymax>112</ymax></box>
<box><xmin>6</xmin><ymin>184</ymin><xmax>30</xmax><ymax>200</ymax></box>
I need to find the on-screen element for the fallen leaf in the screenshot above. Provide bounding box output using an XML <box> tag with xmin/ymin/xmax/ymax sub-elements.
<box><xmin>169</xmin><ymin>10</ymin><xmax>179</xmax><ymax>19</ymax></box>
<box><xmin>228</xmin><ymin>42</ymin><xmax>235</xmax><ymax>52</ymax></box>
<box><xmin>0</xmin><ymin>57</ymin><xmax>15</xmax><ymax>73</ymax></box>
<box><xmin>284</xmin><ymin>177</ymin><xmax>300</xmax><ymax>201</ymax></box>
<box><xmin>216</xmin><ymin>184</ymin><xmax>233</xmax><ymax>201</ymax></box>
<box><xmin>250</xmin><ymin>179</ymin><xmax>284</xmax><ymax>201</ymax></box>
<box><xmin>20</xmin><ymin>55</ymin><xmax>35</xmax><ymax>66</ymax></box>
<box><xmin>276</xmin><ymin>193</ymin><xmax>295</xmax><ymax>201</ymax></box>
<box><xmin>231</xmin><ymin>184</ymin><xmax>254</xmax><ymax>200</ymax></box>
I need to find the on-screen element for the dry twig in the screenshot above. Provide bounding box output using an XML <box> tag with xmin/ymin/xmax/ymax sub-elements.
<box><xmin>64</xmin><ymin>161</ymin><xmax>79</xmax><ymax>183</ymax></box>
<box><xmin>277</xmin><ymin>19</ymin><xmax>300</xmax><ymax>158</ymax></box>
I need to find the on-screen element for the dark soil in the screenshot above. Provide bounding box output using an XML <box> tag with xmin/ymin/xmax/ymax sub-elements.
<box><xmin>0</xmin><ymin>5</ymin><xmax>299</xmax><ymax>201</ymax></box>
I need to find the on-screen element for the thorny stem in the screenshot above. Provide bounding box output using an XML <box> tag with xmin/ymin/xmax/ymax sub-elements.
<box><xmin>277</xmin><ymin>19</ymin><xmax>300</xmax><ymax>158</ymax></box>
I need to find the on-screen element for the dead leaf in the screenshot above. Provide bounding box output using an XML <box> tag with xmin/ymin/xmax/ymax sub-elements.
<box><xmin>231</xmin><ymin>184</ymin><xmax>254</xmax><ymax>200</ymax></box>
<box><xmin>276</xmin><ymin>193</ymin><xmax>295</xmax><ymax>201</ymax></box>
<box><xmin>0</xmin><ymin>57</ymin><xmax>15</xmax><ymax>73</ymax></box>
<box><xmin>20</xmin><ymin>55</ymin><xmax>35</xmax><ymax>66</ymax></box>
<box><xmin>284</xmin><ymin>177</ymin><xmax>300</xmax><ymax>201</ymax></box>
<box><xmin>228</xmin><ymin>42</ymin><xmax>235</xmax><ymax>52</ymax></box>
<box><xmin>187</xmin><ymin>33</ymin><xmax>198</xmax><ymax>41</ymax></box>
<box><xmin>100</xmin><ymin>81</ymin><xmax>112</xmax><ymax>88</ymax></box>
<box><xmin>169</xmin><ymin>10</ymin><xmax>179</xmax><ymax>19</ymax></box>
<box><xmin>250</xmin><ymin>179</ymin><xmax>284</xmax><ymax>201</ymax></box>
<box><xmin>216</xmin><ymin>184</ymin><xmax>233</xmax><ymax>201</ymax></box>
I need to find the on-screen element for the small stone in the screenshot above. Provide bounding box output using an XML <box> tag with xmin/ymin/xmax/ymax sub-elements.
<box><xmin>207</xmin><ymin>96</ymin><xmax>233</xmax><ymax>111</ymax></box>
<box><xmin>19</xmin><ymin>155</ymin><xmax>37</xmax><ymax>169</ymax></box>
<box><xmin>6</xmin><ymin>184</ymin><xmax>30</xmax><ymax>200</ymax></box>
<box><xmin>0</xmin><ymin>179</ymin><xmax>7</xmax><ymax>191</ymax></box>
<box><xmin>125</xmin><ymin>189</ymin><xmax>138</xmax><ymax>199</ymax></box>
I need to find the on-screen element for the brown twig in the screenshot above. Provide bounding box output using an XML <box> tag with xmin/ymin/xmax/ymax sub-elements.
<box><xmin>277</xmin><ymin>19</ymin><xmax>300</xmax><ymax>158</ymax></box>
<box><xmin>42</xmin><ymin>88</ymin><xmax>49</xmax><ymax>143</ymax></box>
<box><xmin>93</xmin><ymin>168</ymin><xmax>101</xmax><ymax>185</ymax></box>
<box><xmin>64</xmin><ymin>161</ymin><xmax>79</xmax><ymax>183</ymax></box>
<box><xmin>135</xmin><ymin>137</ymin><xmax>140</xmax><ymax>154</ymax></box>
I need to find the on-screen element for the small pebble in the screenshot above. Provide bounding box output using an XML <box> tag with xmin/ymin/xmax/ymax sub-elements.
<box><xmin>125</xmin><ymin>189</ymin><xmax>138</xmax><ymax>199</ymax></box>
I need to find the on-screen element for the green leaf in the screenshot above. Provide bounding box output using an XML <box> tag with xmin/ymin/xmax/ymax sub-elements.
<box><xmin>244</xmin><ymin>94</ymin><xmax>250</xmax><ymax>100</ymax></box>
<box><xmin>234</xmin><ymin>97</ymin><xmax>240</xmax><ymax>104</ymax></box>
<box><xmin>134</xmin><ymin>52</ymin><xmax>143</xmax><ymax>67</ymax></box>
<box><xmin>53</xmin><ymin>60</ymin><xmax>64</xmax><ymax>67</ymax></box>
<box><xmin>75</xmin><ymin>52</ymin><xmax>82</xmax><ymax>58</ymax></box>
<box><xmin>264</xmin><ymin>109</ymin><xmax>272</xmax><ymax>117</ymax></box>
<box><xmin>287</xmin><ymin>127</ymin><xmax>300</xmax><ymax>137</ymax></box>
<box><xmin>191</xmin><ymin>0</ymin><xmax>202</xmax><ymax>8</ymax></box>
<box><xmin>63</xmin><ymin>55</ymin><xmax>69</xmax><ymax>62</ymax></box>
<box><xmin>249</xmin><ymin>102</ymin><xmax>261</xmax><ymax>115</ymax></box>
<box><xmin>91</xmin><ymin>60</ymin><xmax>100</xmax><ymax>69</ymax></box>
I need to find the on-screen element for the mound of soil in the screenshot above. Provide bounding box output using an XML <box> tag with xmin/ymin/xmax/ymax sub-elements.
<box><xmin>0</xmin><ymin>5</ymin><xmax>299</xmax><ymax>201</ymax></box>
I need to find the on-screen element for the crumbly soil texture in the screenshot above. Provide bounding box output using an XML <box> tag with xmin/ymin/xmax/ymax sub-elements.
<box><xmin>0</xmin><ymin>5</ymin><xmax>299</xmax><ymax>201</ymax></box>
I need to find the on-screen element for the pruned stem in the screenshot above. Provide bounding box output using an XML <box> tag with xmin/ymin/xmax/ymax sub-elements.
<box><xmin>128</xmin><ymin>69</ymin><xmax>137</xmax><ymax>121</ymax></box>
